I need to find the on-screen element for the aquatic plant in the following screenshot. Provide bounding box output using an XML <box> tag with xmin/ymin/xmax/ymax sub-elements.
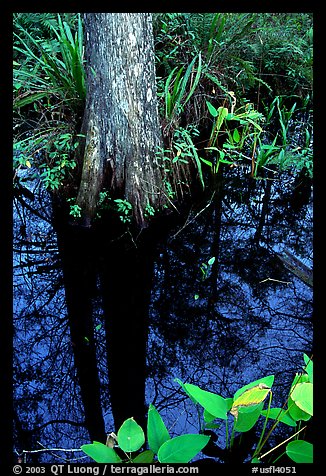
<box><xmin>81</xmin><ymin>353</ymin><xmax>313</xmax><ymax>463</ymax></box>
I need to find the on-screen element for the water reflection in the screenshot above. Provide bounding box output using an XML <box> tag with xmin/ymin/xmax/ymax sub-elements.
<box><xmin>13</xmin><ymin>164</ymin><xmax>312</xmax><ymax>463</ymax></box>
<box><xmin>146</xmin><ymin>167</ymin><xmax>312</xmax><ymax>461</ymax></box>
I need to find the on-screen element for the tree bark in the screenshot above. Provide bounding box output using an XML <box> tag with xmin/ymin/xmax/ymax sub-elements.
<box><xmin>76</xmin><ymin>13</ymin><xmax>164</xmax><ymax>227</ymax></box>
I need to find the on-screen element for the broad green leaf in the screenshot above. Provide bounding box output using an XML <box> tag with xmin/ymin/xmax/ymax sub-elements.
<box><xmin>291</xmin><ymin>382</ymin><xmax>313</xmax><ymax>416</ymax></box>
<box><xmin>132</xmin><ymin>450</ymin><xmax>155</xmax><ymax>463</ymax></box>
<box><xmin>261</xmin><ymin>408</ymin><xmax>296</xmax><ymax>427</ymax></box>
<box><xmin>203</xmin><ymin>408</ymin><xmax>216</xmax><ymax>423</ymax></box>
<box><xmin>81</xmin><ymin>442</ymin><xmax>122</xmax><ymax>463</ymax></box>
<box><xmin>233</xmin><ymin>402</ymin><xmax>264</xmax><ymax>432</ymax></box>
<box><xmin>286</xmin><ymin>440</ymin><xmax>313</xmax><ymax>463</ymax></box>
<box><xmin>117</xmin><ymin>418</ymin><xmax>145</xmax><ymax>453</ymax></box>
<box><xmin>288</xmin><ymin>396</ymin><xmax>311</xmax><ymax>421</ymax></box>
<box><xmin>232</xmin><ymin>385</ymin><xmax>270</xmax><ymax>410</ymax></box>
<box><xmin>233</xmin><ymin>128</ymin><xmax>240</xmax><ymax>143</ymax></box>
<box><xmin>147</xmin><ymin>404</ymin><xmax>170</xmax><ymax>454</ymax></box>
<box><xmin>184</xmin><ymin>383</ymin><xmax>228</xmax><ymax>420</ymax></box>
<box><xmin>206</xmin><ymin>100</ymin><xmax>218</xmax><ymax>117</ymax></box>
<box><xmin>204</xmin><ymin>397</ymin><xmax>232</xmax><ymax>425</ymax></box>
<box><xmin>174</xmin><ymin>378</ymin><xmax>197</xmax><ymax>404</ymax></box>
<box><xmin>208</xmin><ymin>257</ymin><xmax>215</xmax><ymax>266</ymax></box>
<box><xmin>233</xmin><ymin>375</ymin><xmax>274</xmax><ymax>400</ymax></box>
<box><xmin>158</xmin><ymin>434</ymin><xmax>210</xmax><ymax>463</ymax></box>
<box><xmin>303</xmin><ymin>354</ymin><xmax>313</xmax><ymax>383</ymax></box>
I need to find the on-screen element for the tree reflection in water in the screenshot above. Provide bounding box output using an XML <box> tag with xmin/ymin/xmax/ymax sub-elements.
<box><xmin>13</xmin><ymin>167</ymin><xmax>312</xmax><ymax>463</ymax></box>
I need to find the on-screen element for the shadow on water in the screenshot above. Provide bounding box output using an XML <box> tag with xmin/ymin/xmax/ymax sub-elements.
<box><xmin>13</xmin><ymin>162</ymin><xmax>312</xmax><ymax>463</ymax></box>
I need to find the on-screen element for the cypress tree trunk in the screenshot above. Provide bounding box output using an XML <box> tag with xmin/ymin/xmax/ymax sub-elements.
<box><xmin>53</xmin><ymin>206</ymin><xmax>106</xmax><ymax>443</ymax></box>
<box><xmin>76</xmin><ymin>13</ymin><xmax>164</xmax><ymax>227</ymax></box>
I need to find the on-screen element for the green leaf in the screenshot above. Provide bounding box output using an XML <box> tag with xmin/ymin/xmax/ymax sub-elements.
<box><xmin>132</xmin><ymin>450</ymin><xmax>155</xmax><ymax>463</ymax></box>
<box><xmin>14</xmin><ymin>91</ymin><xmax>49</xmax><ymax>109</ymax></box>
<box><xmin>157</xmin><ymin>434</ymin><xmax>210</xmax><ymax>463</ymax></box>
<box><xmin>174</xmin><ymin>378</ymin><xmax>197</xmax><ymax>404</ymax></box>
<box><xmin>233</xmin><ymin>128</ymin><xmax>240</xmax><ymax>143</ymax></box>
<box><xmin>233</xmin><ymin>375</ymin><xmax>274</xmax><ymax>400</ymax></box>
<box><xmin>231</xmin><ymin>385</ymin><xmax>270</xmax><ymax>410</ymax></box>
<box><xmin>147</xmin><ymin>404</ymin><xmax>170</xmax><ymax>454</ymax></box>
<box><xmin>230</xmin><ymin>377</ymin><xmax>273</xmax><ymax>430</ymax></box>
<box><xmin>184</xmin><ymin>52</ymin><xmax>202</xmax><ymax>106</ymax></box>
<box><xmin>261</xmin><ymin>408</ymin><xmax>296</xmax><ymax>427</ymax></box>
<box><xmin>117</xmin><ymin>418</ymin><xmax>145</xmax><ymax>453</ymax></box>
<box><xmin>199</xmin><ymin>157</ymin><xmax>213</xmax><ymax>167</ymax></box>
<box><xmin>203</xmin><ymin>409</ymin><xmax>216</xmax><ymax>423</ymax></box>
<box><xmin>208</xmin><ymin>257</ymin><xmax>216</xmax><ymax>266</ymax></box>
<box><xmin>291</xmin><ymin>382</ymin><xmax>313</xmax><ymax>416</ymax></box>
<box><xmin>288</xmin><ymin>396</ymin><xmax>311</xmax><ymax>421</ymax></box>
<box><xmin>216</xmin><ymin>107</ymin><xmax>229</xmax><ymax>131</ymax></box>
<box><xmin>206</xmin><ymin>100</ymin><xmax>218</xmax><ymax>117</ymax></box>
<box><xmin>286</xmin><ymin>440</ymin><xmax>313</xmax><ymax>463</ymax></box>
<box><xmin>184</xmin><ymin>383</ymin><xmax>228</xmax><ymax>420</ymax></box>
<box><xmin>81</xmin><ymin>442</ymin><xmax>122</xmax><ymax>463</ymax></box>
<box><xmin>233</xmin><ymin>402</ymin><xmax>264</xmax><ymax>432</ymax></box>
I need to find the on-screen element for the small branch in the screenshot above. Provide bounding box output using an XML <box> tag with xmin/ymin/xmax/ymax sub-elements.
<box><xmin>15</xmin><ymin>447</ymin><xmax>84</xmax><ymax>455</ymax></box>
<box><xmin>170</xmin><ymin>191</ymin><xmax>216</xmax><ymax>241</ymax></box>
<box><xmin>259</xmin><ymin>277</ymin><xmax>292</xmax><ymax>285</ymax></box>
<box><xmin>258</xmin><ymin>426</ymin><xmax>307</xmax><ymax>461</ymax></box>
<box><xmin>15</xmin><ymin>441</ymin><xmax>89</xmax><ymax>464</ymax></box>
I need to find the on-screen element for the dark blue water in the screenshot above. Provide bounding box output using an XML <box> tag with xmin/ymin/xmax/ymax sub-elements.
<box><xmin>13</xmin><ymin>163</ymin><xmax>312</xmax><ymax>463</ymax></box>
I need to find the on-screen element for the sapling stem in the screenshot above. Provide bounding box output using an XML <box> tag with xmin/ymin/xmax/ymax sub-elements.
<box><xmin>252</xmin><ymin>390</ymin><xmax>272</xmax><ymax>458</ymax></box>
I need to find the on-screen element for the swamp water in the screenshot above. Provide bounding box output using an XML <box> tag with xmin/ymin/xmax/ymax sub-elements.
<box><xmin>13</xmin><ymin>165</ymin><xmax>313</xmax><ymax>463</ymax></box>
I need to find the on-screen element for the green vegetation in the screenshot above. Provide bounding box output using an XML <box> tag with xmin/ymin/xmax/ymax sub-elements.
<box><xmin>81</xmin><ymin>353</ymin><xmax>313</xmax><ymax>463</ymax></box>
<box><xmin>13</xmin><ymin>12</ymin><xmax>313</xmax><ymax>225</ymax></box>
